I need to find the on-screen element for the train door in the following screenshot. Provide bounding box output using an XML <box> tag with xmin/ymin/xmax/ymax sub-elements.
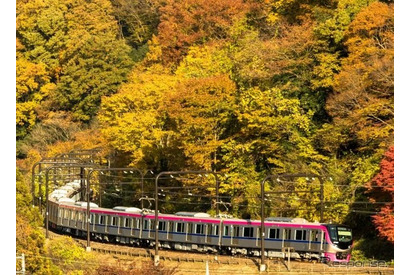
<box><xmin>187</xmin><ymin>223</ymin><xmax>193</xmax><ymax>241</ymax></box>
<box><xmin>320</xmin><ymin>230</ymin><xmax>324</xmax><ymax>251</ymax></box>
<box><xmin>205</xmin><ymin>224</ymin><xmax>212</xmax><ymax>244</ymax></box>
<box><xmin>295</xmin><ymin>229</ymin><xmax>308</xmax><ymax>250</ymax></box>
<box><xmin>149</xmin><ymin>220</ymin><xmax>155</xmax><ymax>239</ymax></box>
<box><xmin>98</xmin><ymin>215</ymin><xmax>108</xmax><ymax>233</ymax></box>
<box><xmin>158</xmin><ymin>220</ymin><xmax>166</xmax><ymax>241</ymax></box>
<box><xmin>256</xmin><ymin>227</ymin><xmax>260</xmax><ymax>246</ymax></box>
<box><xmin>111</xmin><ymin>216</ymin><xmax>119</xmax><ymax>234</ymax></box>
<box><xmin>168</xmin><ymin>221</ymin><xmax>174</xmax><ymax>240</ymax></box>
<box><xmin>58</xmin><ymin>208</ymin><xmax>63</xmax><ymax>225</ymax></box>
<box><xmin>216</xmin><ymin>223</ymin><xmax>222</xmax><ymax>246</ymax></box>
<box><xmin>282</xmin><ymin>228</ymin><xmax>292</xmax><ymax>248</ymax></box>
<box><xmin>69</xmin><ymin>210</ymin><xmax>75</xmax><ymax>228</ymax></box>
<box><xmin>91</xmin><ymin>213</ymin><xmax>96</xmax><ymax>231</ymax></box>
<box><xmin>309</xmin><ymin>230</ymin><xmax>320</xmax><ymax>251</ymax></box>
<box><xmin>76</xmin><ymin>210</ymin><xmax>80</xmax><ymax>228</ymax></box>
<box><xmin>136</xmin><ymin>218</ymin><xmax>141</xmax><ymax>237</ymax></box>
<box><xmin>120</xmin><ymin>217</ymin><xmax>129</xmax><ymax>235</ymax></box>
<box><xmin>63</xmin><ymin>209</ymin><xmax>69</xmax><ymax>226</ymax></box>
<box><xmin>130</xmin><ymin>218</ymin><xmax>135</xmax><ymax>236</ymax></box>
<box><xmin>139</xmin><ymin>217</ymin><xmax>143</xmax><ymax>238</ymax></box>
<box><xmin>83</xmin><ymin>212</ymin><xmax>87</xmax><ymax>230</ymax></box>
<box><xmin>232</xmin><ymin>226</ymin><xmax>240</xmax><ymax>245</ymax></box>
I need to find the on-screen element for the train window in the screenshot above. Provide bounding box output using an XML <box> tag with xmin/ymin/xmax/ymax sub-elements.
<box><xmin>112</xmin><ymin>217</ymin><xmax>118</xmax><ymax>226</ymax></box>
<box><xmin>269</xmin><ymin>228</ymin><xmax>280</xmax><ymax>239</ymax></box>
<box><xmin>58</xmin><ymin>209</ymin><xmax>63</xmax><ymax>218</ymax></box>
<box><xmin>124</xmin><ymin>218</ymin><xmax>129</xmax><ymax>227</ymax></box>
<box><xmin>243</xmin><ymin>227</ymin><xmax>254</xmax><ymax>238</ymax></box>
<box><xmin>78</xmin><ymin>212</ymin><xmax>83</xmax><ymax>221</ymax></box>
<box><xmin>159</xmin><ymin>221</ymin><xmax>166</xmax><ymax>231</ymax></box>
<box><xmin>195</xmin><ymin>224</ymin><xmax>205</xmax><ymax>234</ymax></box>
<box><xmin>295</xmin><ymin>230</ymin><xmax>307</xmax><ymax>240</ymax></box>
<box><xmin>99</xmin><ymin>215</ymin><xmax>106</xmax><ymax>225</ymax></box>
<box><xmin>64</xmin><ymin>209</ymin><xmax>69</xmax><ymax>219</ymax></box>
<box><xmin>176</xmin><ymin>222</ymin><xmax>185</xmax><ymax>233</ymax></box>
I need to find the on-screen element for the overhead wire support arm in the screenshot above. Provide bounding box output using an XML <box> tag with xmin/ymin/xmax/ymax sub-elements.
<box><xmin>259</xmin><ymin>173</ymin><xmax>325</xmax><ymax>272</ymax></box>
<box><xmin>31</xmin><ymin>157</ymin><xmax>84</xmax><ymax>207</ymax></box>
<box><xmin>43</xmin><ymin>162</ymin><xmax>101</xmax><ymax>239</ymax></box>
<box><xmin>85</xmin><ymin>167</ymin><xmax>145</xmax><ymax>251</ymax></box>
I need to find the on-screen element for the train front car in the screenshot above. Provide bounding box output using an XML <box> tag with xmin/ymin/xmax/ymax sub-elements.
<box><xmin>323</xmin><ymin>224</ymin><xmax>353</xmax><ymax>262</ymax></box>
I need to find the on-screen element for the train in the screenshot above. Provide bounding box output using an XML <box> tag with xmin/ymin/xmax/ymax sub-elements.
<box><xmin>47</xmin><ymin>180</ymin><xmax>353</xmax><ymax>262</ymax></box>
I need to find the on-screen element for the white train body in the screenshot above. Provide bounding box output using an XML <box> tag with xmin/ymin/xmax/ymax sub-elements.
<box><xmin>47</xmin><ymin>181</ymin><xmax>352</xmax><ymax>262</ymax></box>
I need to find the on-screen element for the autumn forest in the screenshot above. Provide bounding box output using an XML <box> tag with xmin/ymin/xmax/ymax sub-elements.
<box><xmin>16</xmin><ymin>0</ymin><xmax>394</xmax><ymax>273</ymax></box>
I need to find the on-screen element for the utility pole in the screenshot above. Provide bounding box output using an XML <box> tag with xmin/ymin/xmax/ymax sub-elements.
<box><xmin>154</xmin><ymin>171</ymin><xmax>219</xmax><ymax>266</ymax></box>
<box><xmin>259</xmin><ymin>173</ymin><xmax>325</xmax><ymax>272</ymax></box>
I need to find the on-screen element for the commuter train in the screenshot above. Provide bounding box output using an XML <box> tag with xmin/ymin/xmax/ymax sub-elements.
<box><xmin>47</xmin><ymin>180</ymin><xmax>353</xmax><ymax>262</ymax></box>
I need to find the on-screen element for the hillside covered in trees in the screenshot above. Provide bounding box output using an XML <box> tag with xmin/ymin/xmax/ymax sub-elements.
<box><xmin>16</xmin><ymin>0</ymin><xmax>394</xmax><ymax>272</ymax></box>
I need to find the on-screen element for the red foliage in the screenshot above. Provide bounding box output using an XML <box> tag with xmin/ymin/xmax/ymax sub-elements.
<box><xmin>368</xmin><ymin>146</ymin><xmax>394</xmax><ymax>243</ymax></box>
<box><xmin>371</xmin><ymin>146</ymin><xmax>394</xmax><ymax>193</ymax></box>
<box><xmin>372</xmin><ymin>204</ymin><xmax>394</xmax><ymax>243</ymax></box>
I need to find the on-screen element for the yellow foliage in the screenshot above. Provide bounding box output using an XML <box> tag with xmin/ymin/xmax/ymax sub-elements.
<box><xmin>99</xmin><ymin>65</ymin><xmax>182</xmax><ymax>165</ymax></box>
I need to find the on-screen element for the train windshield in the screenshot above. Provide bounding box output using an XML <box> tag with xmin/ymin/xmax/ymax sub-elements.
<box><xmin>327</xmin><ymin>225</ymin><xmax>352</xmax><ymax>244</ymax></box>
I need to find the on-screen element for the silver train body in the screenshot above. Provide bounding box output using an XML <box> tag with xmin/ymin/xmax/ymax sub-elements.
<box><xmin>47</xmin><ymin>181</ymin><xmax>353</xmax><ymax>262</ymax></box>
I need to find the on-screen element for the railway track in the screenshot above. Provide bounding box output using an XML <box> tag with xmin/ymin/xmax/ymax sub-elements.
<box><xmin>45</xmin><ymin>229</ymin><xmax>393</xmax><ymax>274</ymax></box>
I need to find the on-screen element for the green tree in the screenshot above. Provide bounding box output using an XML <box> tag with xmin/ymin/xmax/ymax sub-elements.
<box><xmin>46</xmin><ymin>236</ymin><xmax>95</xmax><ymax>274</ymax></box>
<box><xmin>16</xmin><ymin>0</ymin><xmax>134</xmax><ymax>126</ymax></box>
<box><xmin>110</xmin><ymin>0</ymin><xmax>161</xmax><ymax>49</ymax></box>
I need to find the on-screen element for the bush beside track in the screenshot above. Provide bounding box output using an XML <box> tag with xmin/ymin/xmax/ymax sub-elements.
<box><xmin>45</xmin><ymin>229</ymin><xmax>393</xmax><ymax>274</ymax></box>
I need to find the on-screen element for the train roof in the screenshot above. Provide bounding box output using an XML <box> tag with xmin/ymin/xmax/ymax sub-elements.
<box><xmin>57</xmin><ymin>197</ymin><xmax>75</xmax><ymax>204</ymax></box>
<box><xmin>174</xmin><ymin>212</ymin><xmax>211</xmax><ymax>217</ymax></box>
<box><xmin>113</xmin><ymin>206</ymin><xmax>143</xmax><ymax>213</ymax></box>
<box><xmin>265</xmin><ymin>217</ymin><xmax>309</xmax><ymax>223</ymax></box>
<box><xmin>75</xmin><ymin>201</ymin><xmax>99</xmax><ymax>208</ymax></box>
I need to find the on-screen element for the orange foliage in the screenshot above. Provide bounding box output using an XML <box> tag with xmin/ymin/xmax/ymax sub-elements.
<box><xmin>45</xmin><ymin>129</ymin><xmax>108</xmax><ymax>158</ymax></box>
<box><xmin>157</xmin><ymin>0</ymin><xmax>250</xmax><ymax>64</ymax></box>
<box><xmin>326</xmin><ymin>2</ymin><xmax>394</xmax><ymax>152</ymax></box>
